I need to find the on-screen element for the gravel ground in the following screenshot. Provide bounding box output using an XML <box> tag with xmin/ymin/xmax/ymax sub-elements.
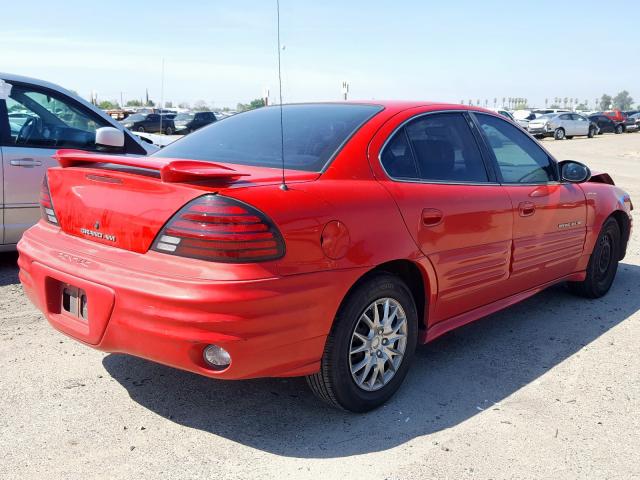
<box><xmin>1</xmin><ymin>133</ymin><xmax>639</xmax><ymax>480</ymax></box>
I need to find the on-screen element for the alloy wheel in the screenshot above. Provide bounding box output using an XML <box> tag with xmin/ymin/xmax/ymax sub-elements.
<box><xmin>349</xmin><ymin>298</ymin><xmax>408</xmax><ymax>392</ymax></box>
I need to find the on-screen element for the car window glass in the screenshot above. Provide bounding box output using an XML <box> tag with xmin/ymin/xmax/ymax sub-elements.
<box><xmin>401</xmin><ymin>113</ymin><xmax>488</xmax><ymax>182</ymax></box>
<box><xmin>155</xmin><ymin>104</ymin><xmax>382</xmax><ymax>172</ymax></box>
<box><xmin>4</xmin><ymin>85</ymin><xmax>108</xmax><ymax>149</ymax></box>
<box><xmin>575</xmin><ymin>115</ymin><xmax>586</xmax><ymax>121</ymax></box>
<box><xmin>380</xmin><ymin>129</ymin><xmax>418</xmax><ymax>179</ymax></box>
<box><xmin>476</xmin><ymin>113</ymin><xmax>556</xmax><ymax>184</ymax></box>
<box><xmin>559</xmin><ymin>114</ymin><xmax>571</xmax><ymax>120</ymax></box>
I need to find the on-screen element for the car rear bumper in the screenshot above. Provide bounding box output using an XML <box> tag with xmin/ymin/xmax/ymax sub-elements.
<box><xmin>528</xmin><ymin>127</ymin><xmax>552</xmax><ymax>136</ymax></box>
<box><xmin>18</xmin><ymin>223</ymin><xmax>367</xmax><ymax>379</ymax></box>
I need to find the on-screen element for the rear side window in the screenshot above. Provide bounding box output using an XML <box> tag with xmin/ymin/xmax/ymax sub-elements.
<box><xmin>476</xmin><ymin>113</ymin><xmax>556</xmax><ymax>184</ymax></box>
<box><xmin>155</xmin><ymin>104</ymin><xmax>381</xmax><ymax>172</ymax></box>
<box><xmin>381</xmin><ymin>113</ymin><xmax>489</xmax><ymax>183</ymax></box>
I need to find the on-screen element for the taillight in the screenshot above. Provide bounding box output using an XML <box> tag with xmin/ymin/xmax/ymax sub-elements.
<box><xmin>40</xmin><ymin>175</ymin><xmax>59</xmax><ymax>225</ymax></box>
<box><xmin>151</xmin><ymin>195</ymin><xmax>285</xmax><ymax>263</ymax></box>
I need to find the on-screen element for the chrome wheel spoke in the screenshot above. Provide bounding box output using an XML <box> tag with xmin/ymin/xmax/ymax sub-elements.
<box><xmin>349</xmin><ymin>297</ymin><xmax>408</xmax><ymax>392</ymax></box>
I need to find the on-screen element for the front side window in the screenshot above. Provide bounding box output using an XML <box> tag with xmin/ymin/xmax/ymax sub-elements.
<box><xmin>381</xmin><ymin>113</ymin><xmax>489</xmax><ymax>183</ymax></box>
<box><xmin>4</xmin><ymin>84</ymin><xmax>108</xmax><ymax>149</ymax></box>
<box><xmin>476</xmin><ymin>113</ymin><xmax>556</xmax><ymax>184</ymax></box>
<box><xmin>155</xmin><ymin>104</ymin><xmax>382</xmax><ymax>172</ymax></box>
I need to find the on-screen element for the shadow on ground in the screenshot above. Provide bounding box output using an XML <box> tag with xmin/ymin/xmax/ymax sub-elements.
<box><xmin>102</xmin><ymin>263</ymin><xmax>639</xmax><ymax>458</ymax></box>
<box><xmin>0</xmin><ymin>252</ymin><xmax>19</xmax><ymax>287</ymax></box>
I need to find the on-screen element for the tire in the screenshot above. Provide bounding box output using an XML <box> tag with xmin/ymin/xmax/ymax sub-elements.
<box><xmin>566</xmin><ymin>136</ymin><xmax>574</xmax><ymax>140</ymax></box>
<box><xmin>306</xmin><ymin>273</ymin><xmax>418</xmax><ymax>412</ymax></box>
<box><xmin>568</xmin><ymin>217</ymin><xmax>621</xmax><ymax>298</ymax></box>
<box><xmin>165</xmin><ymin>127</ymin><xmax>173</xmax><ymax>135</ymax></box>
<box><xmin>534</xmin><ymin>134</ymin><xmax>544</xmax><ymax>139</ymax></box>
<box><xmin>137</xmin><ymin>126</ymin><xmax>145</xmax><ymax>132</ymax></box>
<box><xmin>554</xmin><ymin>128</ymin><xmax>565</xmax><ymax>140</ymax></box>
<box><xmin>615</xmin><ymin>124</ymin><xmax>624</xmax><ymax>134</ymax></box>
<box><xmin>588</xmin><ymin>127</ymin><xmax>595</xmax><ymax>138</ymax></box>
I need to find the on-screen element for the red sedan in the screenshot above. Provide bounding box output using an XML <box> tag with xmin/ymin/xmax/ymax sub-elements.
<box><xmin>18</xmin><ymin>102</ymin><xmax>632</xmax><ymax>412</ymax></box>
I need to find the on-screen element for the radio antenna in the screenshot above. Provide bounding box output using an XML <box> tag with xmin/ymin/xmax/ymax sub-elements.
<box><xmin>276</xmin><ymin>0</ymin><xmax>287</xmax><ymax>191</ymax></box>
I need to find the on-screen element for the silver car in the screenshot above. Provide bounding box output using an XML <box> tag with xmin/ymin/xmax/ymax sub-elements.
<box><xmin>0</xmin><ymin>73</ymin><xmax>157</xmax><ymax>251</ymax></box>
<box><xmin>527</xmin><ymin>112</ymin><xmax>597</xmax><ymax>140</ymax></box>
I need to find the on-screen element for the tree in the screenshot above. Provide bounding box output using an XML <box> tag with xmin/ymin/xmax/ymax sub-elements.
<box><xmin>164</xmin><ymin>101</ymin><xmax>173</xmax><ymax>108</ymax></box>
<box><xmin>178</xmin><ymin>102</ymin><xmax>190</xmax><ymax>109</ymax></box>
<box><xmin>125</xmin><ymin>99</ymin><xmax>143</xmax><ymax>107</ymax></box>
<box><xmin>549</xmin><ymin>104</ymin><xmax>561</xmax><ymax>109</ymax></box>
<box><xmin>145</xmin><ymin>99</ymin><xmax>155</xmax><ymax>107</ymax></box>
<box><xmin>98</xmin><ymin>100</ymin><xmax>119</xmax><ymax>110</ymax></box>
<box><xmin>612</xmin><ymin>90</ymin><xmax>633</xmax><ymax>110</ymax></box>
<box><xmin>576</xmin><ymin>103</ymin><xmax>588</xmax><ymax>111</ymax></box>
<box><xmin>193</xmin><ymin>100</ymin><xmax>209</xmax><ymax>111</ymax></box>
<box><xmin>237</xmin><ymin>98</ymin><xmax>266</xmax><ymax>112</ymax></box>
<box><xmin>599</xmin><ymin>94</ymin><xmax>612</xmax><ymax>111</ymax></box>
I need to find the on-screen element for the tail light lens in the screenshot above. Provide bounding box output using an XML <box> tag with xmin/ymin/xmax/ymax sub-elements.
<box><xmin>151</xmin><ymin>195</ymin><xmax>285</xmax><ymax>263</ymax></box>
<box><xmin>40</xmin><ymin>175</ymin><xmax>59</xmax><ymax>225</ymax></box>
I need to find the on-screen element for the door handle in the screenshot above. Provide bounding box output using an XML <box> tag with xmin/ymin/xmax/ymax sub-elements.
<box><xmin>519</xmin><ymin>201</ymin><xmax>536</xmax><ymax>217</ymax></box>
<box><xmin>10</xmin><ymin>158</ymin><xmax>43</xmax><ymax>167</ymax></box>
<box><xmin>422</xmin><ymin>208</ymin><xmax>444</xmax><ymax>227</ymax></box>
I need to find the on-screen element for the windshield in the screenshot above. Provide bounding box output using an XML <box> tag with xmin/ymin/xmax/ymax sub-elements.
<box><xmin>154</xmin><ymin>104</ymin><xmax>382</xmax><ymax>171</ymax></box>
<box><xmin>175</xmin><ymin>113</ymin><xmax>194</xmax><ymax>121</ymax></box>
<box><xmin>125</xmin><ymin>113</ymin><xmax>146</xmax><ymax>122</ymax></box>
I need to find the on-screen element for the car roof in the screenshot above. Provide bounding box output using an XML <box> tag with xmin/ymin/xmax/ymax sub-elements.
<box><xmin>281</xmin><ymin>100</ymin><xmax>502</xmax><ymax>118</ymax></box>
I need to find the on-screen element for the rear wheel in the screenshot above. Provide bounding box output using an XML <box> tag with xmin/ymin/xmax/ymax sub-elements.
<box><xmin>306</xmin><ymin>273</ymin><xmax>418</xmax><ymax>412</ymax></box>
<box><xmin>164</xmin><ymin>126</ymin><xmax>173</xmax><ymax>135</ymax></box>
<box><xmin>137</xmin><ymin>126</ymin><xmax>145</xmax><ymax>132</ymax></box>
<box><xmin>588</xmin><ymin>127</ymin><xmax>596</xmax><ymax>138</ymax></box>
<box><xmin>568</xmin><ymin>217</ymin><xmax>620</xmax><ymax>298</ymax></box>
<box><xmin>554</xmin><ymin>128</ymin><xmax>565</xmax><ymax>140</ymax></box>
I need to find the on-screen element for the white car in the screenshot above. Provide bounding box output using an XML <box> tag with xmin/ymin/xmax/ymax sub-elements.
<box><xmin>528</xmin><ymin>113</ymin><xmax>597</xmax><ymax>140</ymax></box>
<box><xmin>0</xmin><ymin>73</ymin><xmax>158</xmax><ymax>250</ymax></box>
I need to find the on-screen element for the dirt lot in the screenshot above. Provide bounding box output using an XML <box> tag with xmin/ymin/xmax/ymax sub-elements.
<box><xmin>1</xmin><ymin>133</ymin><xmax>639</xmax><ymax>480</ymax></box>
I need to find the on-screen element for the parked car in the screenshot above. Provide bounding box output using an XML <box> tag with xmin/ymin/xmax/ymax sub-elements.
<box><xmin>120</xmin><ymin>113</ymin><xmax>175</xmax><ymax>134</ymax></box>
<box><xmin>622</xmin><ymin>116</ymin><xmax>639</xmax><ymax>133</ymax></box>
<box><xmin>629</xmin><ymin>113</ymin><xmax>640</xmax><ymax>128</ymax></box>
<box><xmin>589</xmin><ymin>114</ymin><xmax>625</xmax><ymax>134</ymax></box>
<box><xmin>173</xmin><ymin>111</ymin><xmax>217</xmax><ymax>134</ymax></box>
<box><xmin>512</xmin><ymin>109</ymin><xmax>538</xmax><ymax>129</ymax></box>
<box><xmin>603</xmin><ymin>110</ymin><xmax>627</xmax><ymax>123</ymax></box>
<box><xmin>532</xmin><ymin>108</ymin><xmax>570</xmax><ymax>115</ymax></box>
<box><xmin>528</xmin><ymin>113</ymin><xmax>596</xmax><ymax>140</ymax></box>
<box><xmin>623</xmin><ymin>110</ymin><xmax>639</xmax><ymax>118</ymax></box>
<box><xmin>0</xmin><ymin>72</ymin><xmax>156</xmax><ymax>251</ymax></box>
<box><xmin>18</xmin><ymin>102</ymin><xmax>632</xmax><ymax>412</ymax></box>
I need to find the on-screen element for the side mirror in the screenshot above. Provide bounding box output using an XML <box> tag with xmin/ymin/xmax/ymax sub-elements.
<box><xmin>96</xmin><ymin>127</ymin><xmax>125</xmax><ymax>148</ymax></box>
<box><xmin>559</xmin><ymin>160</ymin><xmax>591</xmax><ymax>183</ymax></box>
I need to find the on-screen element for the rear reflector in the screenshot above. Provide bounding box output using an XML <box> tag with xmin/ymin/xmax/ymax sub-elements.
<box><xmin>151</xmin><ymin>195</ymin><xmax>285</xmax><ymax>263</ymax></box>
<box><xmin>40</xmin><ymin>175</ymin><xmax>59</xmax><ymax>225</ymax></box>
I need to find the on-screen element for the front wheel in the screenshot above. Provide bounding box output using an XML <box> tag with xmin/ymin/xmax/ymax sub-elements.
<box><xmin>306</xmin><ymin>273</ymin><xmax>418</xmax><ymax>412</ymax></box>
<box><xmin>136</xmin><ymin>126</ymin><xmax>145</xmax><ymax>132</ymax></box>
<box><xmin>554</xmin><ymin>128</ymin><xmax>565</xmax><ymax>140</ymax></box>
<box><xmin>615</xmin><ymin>124</ymin><xmax>624</xmax><ymax>134</ymax></box>
<box><xmin>164</xmin><ymin>127</ymin><xmax>173</xmax><ymax>135</ymax></box>
<box><xmin>568</xmin><ymin>217</ymin><xmax>620</xmax><ymax>298</ymax></box>
<box><xmin>588</xmin><ymin>127</ymin><xmax>596</xmax><ymax>138</ymax></box>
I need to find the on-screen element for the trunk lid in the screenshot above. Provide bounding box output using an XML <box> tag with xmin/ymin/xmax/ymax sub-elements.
<box><xmin>47</xmin><ymin>150</ymin><xmax>319</xmax><ymax>253</ymax></box>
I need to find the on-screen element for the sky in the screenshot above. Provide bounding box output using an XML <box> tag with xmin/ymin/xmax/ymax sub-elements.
<box><xmin>1</xmin><ymin>0</ymin><xmax>639</xmax><ymax>109</ymax></box>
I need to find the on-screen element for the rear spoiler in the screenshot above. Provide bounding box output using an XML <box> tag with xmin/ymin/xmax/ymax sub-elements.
<box><xmin>54</xmin><ymin>149</ymin><xmax>249</xmax><ymax>183</ymax></box>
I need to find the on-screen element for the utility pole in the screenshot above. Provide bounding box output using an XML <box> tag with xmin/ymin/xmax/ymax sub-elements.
<box><xmin>159</xmin><ymin>58</ymin><xmax>165</xmax><ymax>133</ymax></box>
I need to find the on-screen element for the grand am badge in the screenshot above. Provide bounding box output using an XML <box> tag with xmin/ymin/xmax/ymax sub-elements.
<box><xmin>80</xmin><ymin>227</ymin><xmax>116</xmax><ymax>242</ymax></box>
<box><xmin>558</xmin><ymin>221</ymin><xmax>583</xmax><ymax>229</ymax></box>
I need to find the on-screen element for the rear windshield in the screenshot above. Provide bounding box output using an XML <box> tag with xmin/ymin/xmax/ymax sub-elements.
<box><xmin>153</xmin><ymin>104</ymin><xmax>382</xmax><ymax>171</ymax></box>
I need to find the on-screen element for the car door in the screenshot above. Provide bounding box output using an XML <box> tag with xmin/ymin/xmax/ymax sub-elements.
<box><xmin>557</xmin><ymin>113</ymin><xmax>574</xmax><ymax>135</ymax></box>
<box><xmin>0</xmin><ymin>82</ymin><xmax>115</xmax><ymax>244</ymax></box>
<box><xmin>572</xmin><ymin>114</ymin><xmax>589</xmax><ymax>135</ymax></box>
<box><xmin>372</xmin><ymin>111</ymin><xmax>514</xmax><ymax>322</ymax></box>
<box><xmin>473</xmin><ymin>113</ymin><xmax>587</xmax><ymax>294</ymax></box>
